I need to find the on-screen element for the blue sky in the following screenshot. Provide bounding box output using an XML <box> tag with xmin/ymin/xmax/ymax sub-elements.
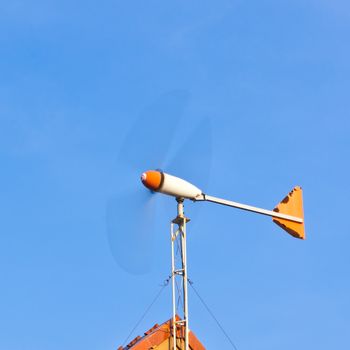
<box><xmin>1</xmin><ymin>1</ymin><xmax>350</xmax><ymax>349</ymax></box>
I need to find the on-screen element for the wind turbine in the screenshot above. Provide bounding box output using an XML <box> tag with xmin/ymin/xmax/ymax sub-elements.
<box><xmin>141</xmin><ymin>170</ymin><xmax>305</xmax><ymax>350</ymax></box>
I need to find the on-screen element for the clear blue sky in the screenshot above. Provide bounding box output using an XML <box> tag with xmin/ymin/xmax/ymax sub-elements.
<box><xmin>1</xmin><ymin>1</ymin><xmax>349</xmax><ymax>349</ymax></box>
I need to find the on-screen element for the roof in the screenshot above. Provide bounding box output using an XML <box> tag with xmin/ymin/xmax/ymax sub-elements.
<box><xmin>118</xmin><ymin>316</ymin><xmax>206</xmax><ymax>350</ymax></box>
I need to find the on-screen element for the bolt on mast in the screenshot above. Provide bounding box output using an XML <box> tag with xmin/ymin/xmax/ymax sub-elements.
<box><xmin>171</xmin><ymin>197</ymin><xmax>190</xmax><ymax>350</ymax></box>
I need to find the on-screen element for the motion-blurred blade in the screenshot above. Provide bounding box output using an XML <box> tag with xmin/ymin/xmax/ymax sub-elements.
<box><xmin>118</xmin><ymin>90</ymin><xmax>190</xmax><ymax>173</ymax></box>
<box><xmin>107</xmin><ymin>188</ymin><xmax>156</xmax><ymax>274</ymax></box>
<box><xmin>107</xmin><ymin>90</ymin><xmax>190</xmax><ymax>274</ymax></box>
<box><xmin>163</xmin><ymin>118</ymin><xmax>213</xmax><ymax>220</ymax></box>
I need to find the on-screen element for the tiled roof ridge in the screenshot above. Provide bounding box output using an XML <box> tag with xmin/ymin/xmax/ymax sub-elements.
<box><xmin>117</xmin><ymin>317</ymin><xmax>174</xmax><ymax>350</ymax></box>
<box><xmin>117</xmin><ymin>315</ymin><xmax>205</xmax><ymax>350</ymax></box>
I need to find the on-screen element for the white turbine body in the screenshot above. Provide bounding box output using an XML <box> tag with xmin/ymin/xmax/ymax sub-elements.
<box><xmin>159</xmin><ymin>173</ymin><xmax>202</xmax><ymax>199</ymax></box>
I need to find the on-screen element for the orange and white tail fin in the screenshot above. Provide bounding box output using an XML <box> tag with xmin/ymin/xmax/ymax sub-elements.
<box><xmin>273</xmin><ymin>186</ymin><xmax>305</xmax><ymax>239</ymax></box>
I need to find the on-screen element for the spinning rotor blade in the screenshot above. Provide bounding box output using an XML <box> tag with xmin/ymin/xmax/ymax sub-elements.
<box><xmin>118</xmin><ymin>90</ymin><xmax>190</xmax><ymax>172</ymax></box>
<box><xmin>161</xmin><ymin>118</ymin><xmax>213</xmax><ymax>221</ymax></box>
<box><xmin>107</xmin><ymin>189</ymin><xmax>156</xmax><ymax>274</ymax></box>
<box><xmin>165</xmin><ymin>118</ymin><xmax>212</xmax><ymax>189</ymax></box>
<box><xmin>106</xmin><ymin>90</ymin><xmax>189</xmax><ymax>274</ymax></box>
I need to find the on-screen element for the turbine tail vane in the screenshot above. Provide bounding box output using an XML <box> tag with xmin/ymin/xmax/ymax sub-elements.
<box><xmin>272</xmin><ymin>186</ymin><xmax>305</xmax><ymax>239</ymax></box>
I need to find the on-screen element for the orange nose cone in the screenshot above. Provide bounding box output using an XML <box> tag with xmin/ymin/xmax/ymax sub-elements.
<box><xmin>141</xmin><ymin>170</ymin><xmax>162</xmax><ymax>191</ymax></box>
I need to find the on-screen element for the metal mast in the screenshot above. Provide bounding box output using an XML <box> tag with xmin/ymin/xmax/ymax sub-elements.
<box><xmin>171</xmin><ymin>198</ymin><xmax>190</xmax><ymax>350</ymax></box>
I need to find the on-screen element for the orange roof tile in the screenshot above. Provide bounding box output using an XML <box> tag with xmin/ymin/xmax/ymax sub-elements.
<box><xmin>118</xmin><ymin>316</ymin><xmax>205</xmax><ymax>350</ymax></box>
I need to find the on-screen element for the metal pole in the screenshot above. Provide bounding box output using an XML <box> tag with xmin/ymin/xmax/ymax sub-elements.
<box><xmin>171</xmin><ymin>222</ymin><xmax>177</xmax><ymax>350</ymax></box>
<box><xmin>171</xmin><ymin>198</ymin><xmax>189</xmax><ymax>350</ymax></box>
<box><xmin>181</xmin><ymin>214</ymin><xmax>189</xmax><ymax>350</ymax></box>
